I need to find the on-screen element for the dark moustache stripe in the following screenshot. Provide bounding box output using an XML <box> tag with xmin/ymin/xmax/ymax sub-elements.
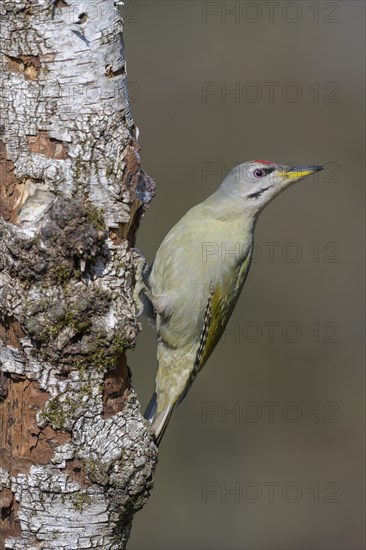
<box><xmin>248</xmin><ymin>185</ymin><xmax>271</xmax><ymax>199</ymax></box>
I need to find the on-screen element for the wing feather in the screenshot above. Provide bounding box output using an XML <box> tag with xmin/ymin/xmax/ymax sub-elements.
<box><xmin>178</xmin><ymin>250</ymin><xmax>253</xmax><ymax>403</ymax></box>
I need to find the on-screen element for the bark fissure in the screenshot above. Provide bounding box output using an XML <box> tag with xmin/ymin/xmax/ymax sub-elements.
<box><xmin>0</xmin><ymin>1</ymin><xmax>157</xmax><ymax>548</ymax></box>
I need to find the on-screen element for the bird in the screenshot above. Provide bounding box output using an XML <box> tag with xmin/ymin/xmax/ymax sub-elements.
<box><xmin>144</xmin><ymin>160</ymin><xmax>323</xmax><ymax>444</ymax></box>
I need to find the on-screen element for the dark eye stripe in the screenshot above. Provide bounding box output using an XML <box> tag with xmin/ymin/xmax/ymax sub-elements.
<box><xmin>248</xmin><ymin>185</ymin><xmax>271</xmax><ymax>199</ymax></box>
<box><xmin>263</xmin><ymin>167</ymin><xmax>275</xmax><ymax>175</ymax></box>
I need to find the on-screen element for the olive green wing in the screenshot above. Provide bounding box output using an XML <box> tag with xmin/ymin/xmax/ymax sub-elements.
<box><xmin>178</xmin><ymin>251</ymin><xmax>252</xmax><ymax>403</ymax></box>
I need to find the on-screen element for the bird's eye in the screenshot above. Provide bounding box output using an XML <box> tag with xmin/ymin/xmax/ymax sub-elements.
<box><xmin>254</xmin><ymin>168</ymin><xmax>265</xmax><ymax>178</ymax></box>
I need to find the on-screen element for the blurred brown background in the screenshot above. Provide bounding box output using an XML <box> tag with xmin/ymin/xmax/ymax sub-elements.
<box><xmin>121</xmin><ymin>1</ymin><xmax>365</xmax><ymax>549</ymax></box>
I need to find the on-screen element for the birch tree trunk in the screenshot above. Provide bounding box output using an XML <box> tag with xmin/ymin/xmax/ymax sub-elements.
<box><xmin>0</xmin><ymin>1</ymin><xmax>157</xmax><ymax>548</ymax></box>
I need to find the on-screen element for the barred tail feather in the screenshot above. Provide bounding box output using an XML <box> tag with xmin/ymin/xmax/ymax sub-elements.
<box><xmin>144</xmin><ymin>392</ymin><xmax>158</xmax><ymax>422</ymax></box>
<box><xmin>152</xmin><ymin>403</ymin><xmax>174</xmax><ymax>446</ymax></box>
<box><xmin>144</xmin><ymin>393</ymin><xmax>174</xmax><ymax>446</ymax></box>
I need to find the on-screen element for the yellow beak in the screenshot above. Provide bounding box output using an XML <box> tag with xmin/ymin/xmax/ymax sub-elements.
<box><xmin>279</xmin><ymin>165</ymin><xmax>324</xmax><ymax>180</ymax></box>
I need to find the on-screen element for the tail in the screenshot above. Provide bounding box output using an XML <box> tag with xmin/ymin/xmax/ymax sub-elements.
<box><xmin>144</xmin><ymin>392</ymin><xmax>175</xmax><ymax>446</ymax></box>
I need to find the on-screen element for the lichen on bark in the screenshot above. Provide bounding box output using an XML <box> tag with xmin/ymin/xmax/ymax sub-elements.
<box><xmin>0</xmin><ymin>1</ymin><xmax>157</xmax><ymax>548</ymax></box>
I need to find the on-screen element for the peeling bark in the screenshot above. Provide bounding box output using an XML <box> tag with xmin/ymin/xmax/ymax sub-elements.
<box><xmin>0</xmin><ymin>1</ymin><xmax>157</xmax><ymax>548</ymax></box>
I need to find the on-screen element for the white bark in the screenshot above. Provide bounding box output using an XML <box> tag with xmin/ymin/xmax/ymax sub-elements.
<box><xmin>0</xmin><ymin>1</ymin><xmax>157</xmax><ymax>548</ymax></box>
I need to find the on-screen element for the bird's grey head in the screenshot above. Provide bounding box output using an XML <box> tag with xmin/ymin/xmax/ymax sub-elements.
<box><xmin>218</xmin><ymin>160</ymin><xmax>324</xmax><ymax>215</ymax></box>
